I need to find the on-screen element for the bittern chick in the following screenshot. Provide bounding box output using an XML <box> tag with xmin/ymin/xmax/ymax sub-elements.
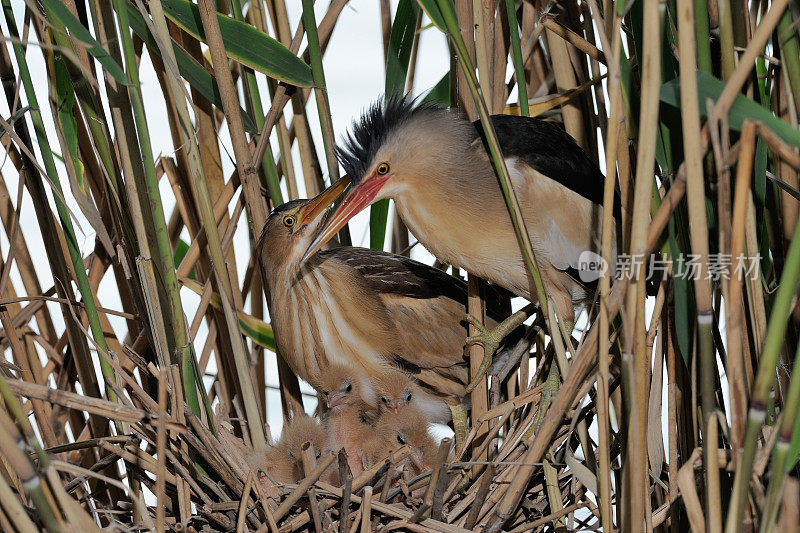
<box><xmin>304</xmin><ymin>96</ymin><xmax>624</xmax><ymax>390</ymax></box>
<box><xmin>248</xmin><ymin>414</ymin><xmax>327</xmax><ymax>496</ymax></box>
<box><xmin>372</xmin><ymin>367</ymin><xmax>455</xmax><ymax>425</ymax></box>
<box><xmin>257</xmin><ymin>182</ymin><xmax>517</xmax><ymax>447</ymax></box>
<box><xmin>364</xmin><ymin>405</ymin><xmax>438</xmax><ymax>477</ymax></box>
<box><xmin>315</xmin><ymin>363</ymin><xmax>378</xmax><ymax>477</ymax></box>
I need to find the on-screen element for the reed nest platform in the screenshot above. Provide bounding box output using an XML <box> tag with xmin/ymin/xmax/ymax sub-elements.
<box><xmin>1</xmin><ymin>352</ymin><xmax>620</xmax><ymax>532</ymax></box>
<box><xmin>2</xmin><ymin>313</ymin><xmax>796</xmax><ymax>532</ymax></box>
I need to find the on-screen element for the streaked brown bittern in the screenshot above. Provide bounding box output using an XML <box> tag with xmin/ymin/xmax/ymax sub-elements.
<box><xmin>304</xmin><ymin>96</ymin><xmax>621</xmax><ymax>389</ymax></box>
<box><xmin>256</xmin><ymin>180</ymin><xmax>514</xmax><ymax>444</ymax></box>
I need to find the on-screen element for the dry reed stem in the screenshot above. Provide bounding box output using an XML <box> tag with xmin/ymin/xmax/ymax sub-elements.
<box><xmin>467</xmin><ymin>276</ymin><xmax>490</xmax><ymax>467</ymax></box>
<box><xmin>155</xmin><ymin>370</ymin><xmax>168</xmax><ymax>532</ymax></box>
<box><xmin>541</xmin><ymin>18</ymin><xmax>606</xmax><ymax>65</ymax></box>
<box><xmin>727</xmin><ymin>121</ymin><xmax>758</xmax><ymax>454</ymax></box>
<box><xmin>623</xmin><ymin>0</ymin><xmax>664</xmax><ymax>528</ymax></box>
<box><xmin>359</xmin><ymin>486</ymin><xmax>372</xmax><ymax>533</ymax></box>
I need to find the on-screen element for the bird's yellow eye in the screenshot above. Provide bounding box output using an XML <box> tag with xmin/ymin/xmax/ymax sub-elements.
<box><xmin>376</xmin><ymin>162</ymin><xmax>390</xmax><ymax>175</ymax></box>
<box><xmin>282</xmin><ymin>215</ymin><xmax>296</xmax><ymax>227</ymax></box>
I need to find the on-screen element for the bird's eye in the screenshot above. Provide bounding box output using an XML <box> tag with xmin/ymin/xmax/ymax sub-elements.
<box><xmin>403</xmin><ymin>390</ymin><xmax>412</xmax><ymax>402</ymax></box>
<box><xmin>315</xmin><ymin>449</ymin><xmax>322</xmax><ymax>459</ymax></box>
<box><xmin>343</xmin><ymin>380</ymin><xmax>352</xmax><ymax>393</ymax></box>
<box><xmin>397</xmin><ymin>431</ymin><xmax>408</xmax><ymax>445</ymax></box>
<box><xmin>376</xmin><ymin>162</ymin><xmax>390</xmax><ymax>175</ymax></box>
<box><xmin>282</xmin><ymin>215</ymin><xmax>296</xmax><ymax>228</ymax></box>
<box><xmin>381</xmin><ymin>396</ymin><xmax>390</xmax><ymax>405</ymax></box>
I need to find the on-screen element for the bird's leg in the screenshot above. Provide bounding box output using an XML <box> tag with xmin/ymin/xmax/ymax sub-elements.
<box><xmin>523</xmin><ymin>318</ymin><xmax>574</xmax><ymax>444</ymax></box>
<box><xmin>448</xmin><ymin>402</ymin><xmax>469</xmax><ymax>449</ymax></box>
<box><xmin>522</xmin><ymin>362</ymin><xmax>560</xmax><ymax>444</ymax></box>
<box><xmin>463</xmin><ymin>305</ymin><xmax>534</xmax><ymax>393</ymax></box>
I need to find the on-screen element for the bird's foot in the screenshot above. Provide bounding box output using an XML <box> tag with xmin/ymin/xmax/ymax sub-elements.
<box><xmin>523</xmin><ymin>363</ymin><xmax>561</xmax><ymax>444</ymax></box>
<box><xmin>449</xmin><ymin>402</ymin><xmax>469</xmax><ymax>451</ymax></box>
<box><xmin>463</xmin><ymin>308</ymin><xmax>530</xmax><ymax>393</ymax></box>
<box><xmin>455</xmin><ymin>470</ymin><xmax>473</xmax><ymax>493</ymax></box>
<box><xmin>463</xmin><ymin>315</ymin><xmax>501</xmax><ymax>394</ymax></box>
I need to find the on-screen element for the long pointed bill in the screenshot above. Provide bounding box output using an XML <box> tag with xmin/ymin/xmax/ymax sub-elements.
<box><xmin>301</xmin><ymin>174</ymin><xmax>391</xmax><ymax>263</ymax></box>
<box><xmin>296</xmin><ymin>176</ymin><xmax>350</xmax><ymax>227</ymax></box>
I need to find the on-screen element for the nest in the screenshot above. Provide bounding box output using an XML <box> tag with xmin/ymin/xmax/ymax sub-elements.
<box><xmin>2</xmin><ymin>330</ymin><xmax>618</xmax><ymax>532</ymax></box>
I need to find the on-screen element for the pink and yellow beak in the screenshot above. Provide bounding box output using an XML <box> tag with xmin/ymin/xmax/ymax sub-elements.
<box><xmin>302</xmin><ymin>172</ymin><xmax>391</xmax><ymax>262</ymax></box>
<box><xmin>295</xmin><ymin>176</ymin><xmax>350</xmax><ymax>230</ymax></box>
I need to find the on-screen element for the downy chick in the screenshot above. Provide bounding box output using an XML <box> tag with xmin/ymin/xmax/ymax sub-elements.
<box><xmin>249</xmin><ymin>414</ymin><xmax>327</xmax><ymax>496</ymax></box>
<box><xmin>365</xmin><ymin>405</ymin><xmax>438</xmax><ymax>477</ymax></box>
<box><xmin>316</xmin><ymin>363</ymin><xmax>378</xmax><ymax>477</ymax></box>
<box><xmin>372</xmin><ymin>367</ymin><xmax>453</xmax><ymax>424</ymax></box>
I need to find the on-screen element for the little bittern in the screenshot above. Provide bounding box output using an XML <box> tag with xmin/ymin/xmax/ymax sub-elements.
<box><xmin>304</xmin><ymin>96</ymin><xmax>621</xmax><ymax>387</ymax></box>
<box><xmin>317</xmin><ymin>363</ymin><xmax>377</xmax><ymax>476</ymax></box>
<box><xmin>257</xmin><ymin>181</ymin><xmax>514</xmax><ymax>444</ymax></box>
<box><xmin>364</xmin><ymin>404</ymin><xmax>438</xmax><ymax>475</ymax></box>
<box><xmin>247</xmin><ymin>413</ymin><xmax>327</xmax><ymax>496</ymax></box>
<box><xmin>372</xmin><ymin>366</ymin><xmax>456</xmax><ymax>424</ymax></box>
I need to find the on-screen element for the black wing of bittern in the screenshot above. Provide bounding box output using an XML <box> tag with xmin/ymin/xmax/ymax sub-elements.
<box><xmin>475</xmin><ymin>114</ymin><xmax>622</xmax><ymax>222</ymax></box>
<box><xmin>475</xmin><ymin>114</ymin><xmax>642</xmax><ymax>294</ymax></box>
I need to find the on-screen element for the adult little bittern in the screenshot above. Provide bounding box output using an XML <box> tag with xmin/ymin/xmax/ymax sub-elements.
<box><xmin>256</xmin><ymin>181</ymin><xmax>514</xmax><ymax>444</ymax></box>
<box><xmin>304</xmin><ymin>96</ymin><xmax>621</xmax><ymax>388</ymax></box>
